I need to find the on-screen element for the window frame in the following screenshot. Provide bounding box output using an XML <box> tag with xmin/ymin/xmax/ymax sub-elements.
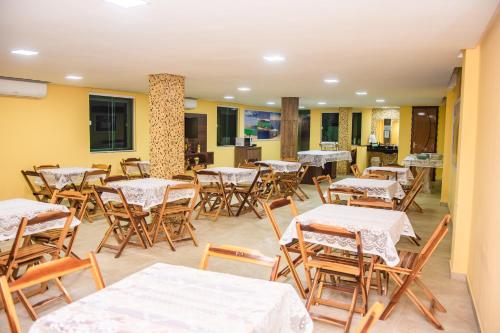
<box><xmin>216</xmin><ymin>105</ymin><xmax>239</xmax><ymax>147</ymax></box>
<box><xmin>321</xmin><ymin>112</ymin><xmax>340</xmax><ymax>143</ymax></box>
<box><xmin>89</xmin><ymin>93</ymin><xmax>136</xmax><ymax>153</ymax></box>
<box><xmin>351</xmin><ymin>112</ymin><xmax>363</xmax><ymax>146</ymax></box>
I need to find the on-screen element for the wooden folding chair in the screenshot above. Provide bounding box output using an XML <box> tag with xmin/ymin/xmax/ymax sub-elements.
<box><xmin>93</xmin><ymin>186</ymin><xmax>151</xmax><ymax>258</ymax></box>
<box><xmin>0</xmin><ymin>252</ymin><xmax>105</xmax><ymax>333</ymax></box>
<box><xmin>328</xmin><ymin>186</ymin><xmax>366</xmax><ymax>205</ymax></box>
<box><xmin>296</xmin><ymin>223</ymin><xmax>368</xmax><ymax>333</ymax></box>
<box><xmin>102</xmin><ymin>175</ymin><xmax>129</xmax><ymax>184</ymax></box>
<box><xmin>194</xmin><ymin>170</ymin><xmax>233</xmax><ymax>221</ymax></box>
<box><xmin>400</xmin><ymin>168</ymin><xmax>429</xmax><ymax>213</ymax></box>
<box><xmin>312</xmin><ymin>175</ymin><xmax>332</xmax><ymax>204</ymax></box>
<box><xmin>199</xmin><ymin>243</ymin><xmax>281</xmax><ymax>281</ymax></box>
<box><xmin>262</xmin><ymin>197</ymin><xmax>322</xmax><ymax>298</ymax></box>
<box><xmin>368</xmin><ymin>169</ymin><xmax>397</xmax><ymax>181</ymax></box>
<box><xmin>348</xmin><ymin>196</ymin><xmax>396</xmax><ymax>210</ymax></box>
<box><xmin>31</xmin><ymin>190</ymin><xmax>89</xmax><ymax>258</ymax></box>
<box><xmin>21</xmin><ymin>170</ymin><xmax>54</xmax><ymax>202</ymax></box>
<box><xmin>373</xmin><ymin>215</ymin><xmax>451</xmax><ymax>330</ymax></box>
<box><xmin>150</xmin><ymin>184</ymin><xmax>200</xmax><ymax>250</ymax></box>
<box><xmin>121</xmin><ymin>161</ymin><xmax>146</xmax><ymax>179</ymax></box>
<box><xmin>76</xmin><ymin>169</ymin><xmax>110</xmax><ymax>223</ymax></box>
<box><xmin>91</xmin><ymin>163</ymin><xmax>112</xmax><ymax>174</ymax></box>
<box><xmin>351</xmin><ymin>164</ymin><xmax>362</xmax><ymax>177</ymax></box>
<box><xmin>0</xmin><ymin>209</ymin><xmax>76</xmax><ymax>320</ymax></box>
<box><xmin>33</xmin><ymin>164</ymin><xmax>60</xmax><ymax>172</ymax></box>
<box><xmin>354</xmin><ymin>302</ymin><xmax>384</xmax><ymax>333</ymax></box>
<box><xmin>254</xmin><ymin>165</ymin><xmax>280</xmax><ymax>201</ymax></box>
<box><xmin>171</xmin><ymin>174</ymin><xmax>195</xmax><ymax>182</ymax></box>
<box><xmin>231</xmin><ymin>170</ymin><xmax>263</xmax><ymax>217</ymax></box>
<box><xmin>279</xmin><ymin>163</ymin><xmax>310</xmax><ymax>201</ymax></box>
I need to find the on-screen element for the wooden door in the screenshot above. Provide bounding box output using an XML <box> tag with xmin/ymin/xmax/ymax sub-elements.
<box><xmin>411</xmin><ymin>107</ymin><xmax>438</xmax><ymax>154</ymax></box>
<box><xmin>298</xmin><ymin>110</ymin><xmax>310</xmax><ymax>151</ymax></box>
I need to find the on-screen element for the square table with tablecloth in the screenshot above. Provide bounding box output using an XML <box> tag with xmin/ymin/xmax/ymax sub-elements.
<box><xmin>330</xmin><ymin>178</ymin><xmax>405</xmax><ymax>200</ymax></box>
<box><xmin>362</xmin><ymin>166</ymin><xmax>414</xmax><ymax>184</ymax></box>
<box><xmin>39</xmin><ymin>167</ymin><xmax>103</xmax><ymax>189</ymax></box>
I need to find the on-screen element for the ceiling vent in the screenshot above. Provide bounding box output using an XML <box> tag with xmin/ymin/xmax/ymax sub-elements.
<box><xmin>0</xmin><ymin>77</ymin><xmax>48</xmax><ymax>99</ymax></box>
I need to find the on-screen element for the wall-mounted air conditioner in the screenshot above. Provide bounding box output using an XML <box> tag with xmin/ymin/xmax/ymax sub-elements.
<box><xmin>0</xmin><ymin>77</ymin><xmax>48</xmax><ymax>99</ymax></box>
<box><xmin>184</xmin><ymin>97</ymin><xmax>197</xmax><ymax>110</ymax></box>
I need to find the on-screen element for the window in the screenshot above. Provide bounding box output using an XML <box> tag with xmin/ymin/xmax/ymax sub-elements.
<box><xmin>321</xmin><ymin>113</ymin><xmax>339</xmax><ymax>142</ymax></box>
<box><xmin>217</xmin><ymin>106</ymin><xmax>238</xmax><ymax>146</ymax></box>
<box><xmin>89</xmin><ymin>95</ymin><xmax>133</xmax><ymax>152</ymax></box>
<box><xmin>351</xmin><ymin>112</ymin><xmax>362</xmax><ymax>145</ymax></box>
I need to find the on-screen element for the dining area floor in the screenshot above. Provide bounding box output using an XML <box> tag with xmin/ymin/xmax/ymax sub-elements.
<box><xmin>4</xmin><ymin>184</ymin><xmax>478</xmax><ymax>333</ymax></box>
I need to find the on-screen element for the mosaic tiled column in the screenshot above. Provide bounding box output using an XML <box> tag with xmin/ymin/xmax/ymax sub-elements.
<box><xmin>149</xmin><ymin>74</ymin><xmax>185</xmax><ymax>178</ymax></box>
<box><xmin>337</xmin><ymin>107</ymin><xmax>352</xmax><ymax>174</ymax></box>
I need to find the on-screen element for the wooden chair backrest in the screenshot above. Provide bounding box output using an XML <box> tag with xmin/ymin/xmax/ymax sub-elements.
<box><xmin>348</xmin><ymin>197</ymin><xmax>395</xmax><ymax>210</ymax></box>
<box><xmin>312</xmin><ymin>175</ymin><xmax>332</xmax><ymax>204</ymax></box>
<box><xmin>158</xmin><ymin>183</ymin><xmax>200</xmax><ymax>216</ymax></box>
<box><xmin>78</xmin><ymin>169</ymin><xmax>110</xmax><ymax>191</ymax></box>
<box><xmin>398</xmin><ymin>168</ymin><xmax>429</xmax><ymax>212</ymax></box>
<box><xmin>3</xmin><ymin>209</ymin><xmax>76</xmax><ymax>279</ymax></box>
<box><xmin>238</xmin><ymin>162</ymin><xmax>259</xmax><ymax>169</ymax></box>
<box><xmin>50</xmin><ymin>190</ymin><xmax>90</xmax><ymax>221</ymax></box>
<box><xmin>122</xmin><ymin>157</ymin><xmax>141</xmax><ymax>162</ymax></box>
<box><xmin>262</xmin><ymin>196</ymin><xmax>298</xmax><ymax>240</ymax></box>
<box><xmin>103</xmin><ymin>175</ymin><xmax>129</xmax><ymax>184</ymax></box>
<box><xmin>33</xmin><ymin>164</ymin><xmax>60</xmax><ymax>171</ymax></box>
<box><xmin>360</xmin><ymin>173</ymin><xmax>388</xmax><ymax>180</ymax></box>
<box><xmin>91</xmin><ymin>164</ymin><xmax>112</xmax><ymax>173</ymax></box>
<box><xmin>351</xmin><ymin>164</ymin><xmax>361</xmax><ymax>177</ymax></box>
<box><xmin>171</xmin><ymin>174</ymin><xmax>195</xmax><ymax>182</ymax></box>
<box><xmin>199</xmin><ymin>243</ymin><xmax>281</xmax><ymax>281</ymax></box>
<box><xmin>296</xmin><ymin>222</ymin><xmax>364</xmax><ymax>277</ymax></box>
<box><xmin>0</xmin><ymin>252</ymin><xmax>104</xmax><ymax>333</ymax></box>
<box><xmin>354</xmin><ymin>302</ymin><xmax>384</xmax><ymax>333</ymax></box>
<box><xmin>195</xmin><ymin>170</ymin><xmax>226</xmax><ymax>192</ymax></box>
<box><xmin>414</xmin><ymin>214</ymin><xmax>451</xmax><ymax>273</ymax></box>
<box><xmin>21</xmin><ymin>170</ymin><xmax>53</xmax><ymax>199</ymax></box>
<box><xmin>121</xmin><ymin>161</ymin><xmax>144</xmax><ymax>178</ymax></box>
<box><xmin>93</xmin><ymin>186</ymin><xmax>135</xmax><ymax>220</ymax></box>
<box><xmin>369</xmin><ymin>169</ymin><xmax>397</xmax><ymax>180</ymax></box>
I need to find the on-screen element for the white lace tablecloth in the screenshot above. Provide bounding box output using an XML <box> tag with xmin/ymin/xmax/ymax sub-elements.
<box><xmin>297</xmin><ymin>150</ymin><xmax>352</xmax><ymax>168</ymax></box>
<box><xmin>0</xmin><ymin>199</ymin><xmax>80</xmax><ymax>241</ymax></box>
<box><xmin>258</xmin><ymin>160</ymin><xmax>301</xmax><ymax>173</ymax></box>
<box><xmin>200</xmin><ymin>167</ymin><xmax>258</xmax><ymax>185</ymax></box>
<box><xmin>363</xmin><ymin>166</ymin><xmax>414</xmax><ymax>184</ymax></box>
<box><xmin>331</xmin><ymin>178</ymin><xmax>405</xmax><ymax>200</ymax></box>
<box><xmin>279</xmin><ymin>205</ymin><xmax>415</xmax><ymax>267</ymax></box>
<box><xmin>403</xmin><ymin>154</ymin><xmax>443</xmax><ymax>168</ymax></box>
<box><xmin>39</xmin><ymin>167</ymin><xmax>101</xmax><ymax>189</ymax></box>
<box><xmin>29</xmin><ymin>263</ymin><xmax>313</xmax><ymax>333</ymax></box>
<box><xmin>102</xmin><ymin>178</ymin><xmax>194</xmax><ymax>210</ymax></box>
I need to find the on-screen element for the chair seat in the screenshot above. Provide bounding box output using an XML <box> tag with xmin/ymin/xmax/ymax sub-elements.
<box><xmin>375</xmin><ymin>250</ymin><xmax>419</xmax><ymax>272</ymax></box>
<box><xmin>0</xmin><ymin>244</ymin><xmax>58</xmax><ymax>266</ymax></box>
<box><xmin>31</xmin><ymin>229</ymin><xmax>74</xmax><ymax>242</ymax></box>
<box><xmin>308</xmin><ymin>257</ymin><xmax>361</xmax><ymax>276</ymax></box>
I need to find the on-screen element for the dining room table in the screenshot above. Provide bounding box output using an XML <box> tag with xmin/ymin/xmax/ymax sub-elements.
<box><xmin>330</xmin><ymin>177</ymin><xmax>406</xmax><ymax>200</ymax></box>
<box><xmin>297</xmin><ymin>150</ymin><xmax>352</xmax><ymax>168</ymax></box>
<box><xmin>257</xmin><ymin>160</ymin><xmax>302</xmax><ymax>173</ymax></box>
<box><xmin>0</xmin><ymin>198</ymin><xmax>80</xmax><ymax>241</ymax></box>
<box><xmin>38</xmin><ymin>167</ymin><xmax>104</xmax><ymax>189</ymax></box>
<box><xmin>199</xmin><ymin>167</ymin><xmax>259</xmax><ymax>185</ymax></box>
<box><xmin>403</xmin><ymin>154</ymin><xmax>443</xmax><ymax>193</ymax></box>
<box><xmin>29</xmin><ymin>263</ymin><xmax>313</xmax><ymax>333</ymax></box>
<box><xmin>101</xmin><ymin>177</ymin><xmax>195</xmax><ymax>210</ymax></box>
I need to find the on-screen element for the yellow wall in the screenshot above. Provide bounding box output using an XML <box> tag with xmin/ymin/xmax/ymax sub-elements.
<box><xmin>0</xmin><ymin>84</ymin><xmax>150</xmax><ymax>200</ymax></box>
<box><xmin>435</xmin><ymin>103</ymin><xmax>446</xmax><ymax>179</ymax></box>
<box><xmin>460</xmin><ymin>10</ymin><xmax>500</xmax><ymax>333</ymax></box>
<box><xmin>186</xmin><ymin>100</ymin><xmax>281</xmax><ymax>167</ymax></box>
<box><xmin>397</xmin><ymin>106</ymin><xmax>412</xmax><ymax>165</ymax></box>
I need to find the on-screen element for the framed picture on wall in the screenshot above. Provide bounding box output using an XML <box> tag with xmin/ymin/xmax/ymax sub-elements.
<box><xmin>244</xmin><ymin>110</ymin><xmax>281</xmax><ymax>140</ymax></box>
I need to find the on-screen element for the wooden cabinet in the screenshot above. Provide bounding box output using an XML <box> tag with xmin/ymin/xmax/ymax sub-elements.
<box><xmin>234</xmin><ymin>146</ymin><xmax>262</xmax><ymax>167</ymax></box>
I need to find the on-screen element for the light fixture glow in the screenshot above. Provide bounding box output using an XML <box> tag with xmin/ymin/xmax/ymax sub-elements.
<box><xmin>263</xmin><ymin>55</ymin><xmax>286</xmax><ymax>62</ymax></box>
<box><xmin>376</xmin><ymin>99</ymin><xmax>385</xmax><ymax>103</ymax></box>
<box><xmin>299</xmin><ymin>106</ymin><xmax>305</xmax><ymax>109</ymax></box>
<box><xmin>324</xmin><ymin>78</ymin><xmax>340</xmax><ymax>84</ymax></box>
<box><xmin>417</xmin><ymin>112</ymin><xmax>426</xmax><ymax>116</ymax></box>
<box><xmin>266</xmin><ymin>101</ymin><xmax>276</xmax><ymax>105</ymax></box>
<box><xmin>457</xmin><ymin>52</ymin><xmax>464</xmax><ymax>59</ymax></box>
<box><xmin>224</xmin><ymin>95</ymin><xmax>234</xmax><ymax>100</ymax></box>
<box><xmin>317</xmin><ymin>101</ymin><xmax>327</xmax><ymax>105</ymax></box>
<box><xmin>355</xmin><ymin>91</ymin><xmax>368</xmax><ymax>96</ymax></box>
<box><xmin>105</xmin><ymin>0</ymin><xmax>148</xmax><ymax>8</ymax></box>
<box><xmin>65</xmin><ymin>75</ymin><xmax>83</xmax><ymax>80</ymax></box>
<box><xmin>238</xmin><ymin>87</ymin><xmax>251</xmax><ymax>92</ymax></box>
<box><xmin>11</xmin><ymin>49</ymin><xmax>38</xmax><ymax>56</ymax></box>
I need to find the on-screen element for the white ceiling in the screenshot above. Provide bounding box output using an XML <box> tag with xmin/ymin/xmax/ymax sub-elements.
<box><xmin>1</xmin><ymin>0</ymin><xmax>498</xmax><ymax>108</ymax></box>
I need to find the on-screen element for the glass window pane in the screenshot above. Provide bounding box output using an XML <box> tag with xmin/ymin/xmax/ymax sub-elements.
<box><xmin>217</xmin><ymin>107</ymin><xmax>238</xmax><ymax>146</ymax></box>
<box><xmin>351</xmin><ymin>112</ymin><xmax>362</xmax><ymax>145</ymax></box>
<box><xmin>321</xmin><ymin>113</ymin><xmax>339</xmax><ymax>142</ymax></box>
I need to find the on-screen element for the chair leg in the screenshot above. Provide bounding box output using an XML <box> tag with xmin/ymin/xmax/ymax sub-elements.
<box><xmin>414</xmin><ymin>277</ymin><xmax>447</xmax><ymax>313</ymax></box>
<box><xmin>344</xmin><ymin>286</ymin><xmax>359</xmax><ymax>333</ymax></box>
<box><xmin>305</xmin><ymin>270</ymin><xmax>321</xmax><ymax>311</ymax></box>
<box><xmin>279</xmin><ymin>246</ymin><xmax>306</xmax><ymax>298</ymax></box>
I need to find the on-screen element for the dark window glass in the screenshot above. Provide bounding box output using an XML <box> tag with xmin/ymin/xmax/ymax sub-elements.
<box><xmin>351</xmin><ymin>112</ymin><xmax>362</xmax><ymax>145</ymax></box>
<box><xmin>217</xmin><ymin>107</ymin><xmax>238</xmax><ymax>146</ymax></box>
<box><xmin>89</xmin><ymin>95</ymin><xmax>133</xmax><ymax>152</ymax></box>
<box><xmin>321</xmin><ymin>113</ymin><xmax>339</xmax><ymax>142</ymax></box>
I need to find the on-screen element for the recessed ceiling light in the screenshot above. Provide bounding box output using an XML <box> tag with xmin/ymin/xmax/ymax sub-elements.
<box><xmin>299</xmin><ymin>106</ymin><xmax>305</xmax><ymax>109</ymax></box>
<box><xmin>266</xmin><ymin>101</ymin><xmax>276</xmax><ymax>105</ymax></box>
<box><xmin>65</xmin><ymin>75</ymin><xmax>83</xmax><ymax>80</ymax></box>
<box><xmin>11</xmin><ymin>49</ymin><xmax>38</xmax><ymax>56</ymax></box>
<box><xmin>317</xmin><ymin>101</ymin><xmax>327</xmax><ymax>105</ymax></box>
<box><xmin>376</xmin><ymin>99</ymin><xmax>385</xmax><ymax>103</ymax></box>
<box><xmin>105</xmin><ymin>0</ymin><xmax>148</xmax><ymax>8</ymax></box>
<box><xmin>324</xmin><ymin>78</ymin><xmax>340</xmax><ymax>84</ymax></box>
<box><xmin>263</xmin><ymin>55</ymin><xmax>286</xmax><ymax>62</ymax></box>
<box><xmin>238</xmin><ymin>87</ymin><xmax>251</xmax><ymax>92</ymax></box>
<box><xmin>355</xmin><ymin>91</ymin><xmax>368</xmax><ymax>96</ymax></box>
<box><xmin>457</xmin><ymin>52</ymin><xmax>464</xmax><ymax>59</ymax></box>
<box><xmin>224</xmin><ymin>95</ymin><xmax>234</xmax><ymax>100</ymax></box>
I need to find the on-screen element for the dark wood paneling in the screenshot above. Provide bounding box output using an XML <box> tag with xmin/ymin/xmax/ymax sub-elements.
<box><xmin>185</xmin><ymin>113</ymin><xmax>207</xmax><ymax>152</ymax></box>
<box><xmin>281</xmin><ymin>97</ymin><xmax>300</xmax><ymax>159</ymax></box>
<box><xmin>411</xmin><ymin>106</ymin><xmax>438</xmax><ymax>154</ymax></box>
<box><xmin>234</xmin><ymin>146</ymin><xmax>262</xmax><ymax>167</ymax></box>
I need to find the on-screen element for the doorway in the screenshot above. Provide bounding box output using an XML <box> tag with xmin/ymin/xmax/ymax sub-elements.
<box><xmin>411</xmin><ymin>106</ymin><xmax>439</xmax><ymax>180</ymax></box>
<box><xmin>298</xmin><ymin>109</ymin><xmax>310</xmax><ymax>151</ymax></box>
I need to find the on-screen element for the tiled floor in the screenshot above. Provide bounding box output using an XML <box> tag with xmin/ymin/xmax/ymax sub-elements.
<box><xmin>5</xmin><ymin>184</ymin><xmax>479</xmax><ymax>333</ymax></box>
